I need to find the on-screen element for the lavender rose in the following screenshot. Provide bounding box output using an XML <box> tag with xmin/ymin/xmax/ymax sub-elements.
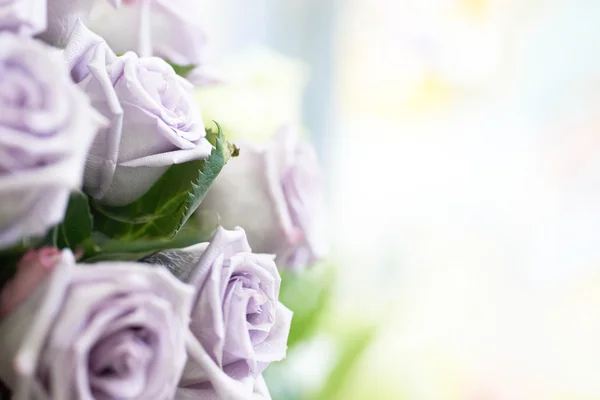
<box><xmin>88</xmin><ymin>0</ymin><xmax>207</xmax><ymax>66</ymax></box>
<box><xmin>0</xmin><ymin>249</ymin><xmax>194</xmax><ymax>400</ymax></box>
<box><xmin>0</xmin><ymin>0</ymin><xmax>46</xmax><ymax>35</ymax></box>
<box><xmin>0</xmin><ymin>33</ymin><xmax>104</xmax><ymax>249</ymax></box>
<box><xmin>199</xmin><ymin>126</ymin><xmax>327</xmax><ymax>270</ymax></box>
<box><xmin>63</xmin><ymin>21</ymin><xmax>211</xmax><ymax>206</ymax></box>
<box><xmin>145</xmin><ymin>227</ymin><xmax>292</xmax><ymax>399</ymax></box>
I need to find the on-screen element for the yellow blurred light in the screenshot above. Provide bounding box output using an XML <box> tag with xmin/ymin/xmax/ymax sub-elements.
<box><xmin>404</xmin><ymin>73</ymin><xmax>453</xmax><ymax>112</ymax></box>
<box><xmin>461</xmin><ymin>0</ymin><xmax>488</xmax><ymax>18</ymax></box>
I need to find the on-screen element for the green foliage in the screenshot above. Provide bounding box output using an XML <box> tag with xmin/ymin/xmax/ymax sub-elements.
<box><xmin>267</xmin><ymin>265</ymin><xmax>378</xmax><ymax>400</ymax></box>
<box><xmin>279</xmin><ymin>264</ymin><xmax>336</xmax><ymax>348</ymax></box>
<box><xmin>167</xmin><ymin>61</ymin><xmax>196</xmax><ymax>78</ymax></box>
<box><xmin>310</xmin><ymin>325</ymin><xmax>377</xmax><ymax>400</ymax></box>
<box><xmin>48</xmin><ymin>191</ymin><xmax>93</xmax><ymax>250</ymax></box>
<box><xmin>83</xmin><ymin>212</ymin><xmax>219</xmax><ymax>262</ymax></box>
<box><xmin>91</xmin><ymin>125</ymin><xmax>233</xmax><ymax>240</ymax></box>
<box><xmin>0</xmin><ymin>253</ymin><xmax>20</xmax><ymax>292</ymax></box>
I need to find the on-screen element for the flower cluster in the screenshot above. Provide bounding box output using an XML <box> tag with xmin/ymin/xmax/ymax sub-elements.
<box><xmin>0</xmin><ymin>2</ymin><xmax>326</xmax><ymax>399</ymax></box>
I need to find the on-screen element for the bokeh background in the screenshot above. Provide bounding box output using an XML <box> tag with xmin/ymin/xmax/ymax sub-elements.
<box><xmin>197</xmin><ymin>1</ymin><xmax>600</xmax><ymax>399</ymax></box>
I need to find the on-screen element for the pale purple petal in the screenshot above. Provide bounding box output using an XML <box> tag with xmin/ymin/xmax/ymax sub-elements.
<box><xmin>253</xmin><ymin>305</ymin><xmax>293</xmax><ymax>368</ymax></box>
<box><xmin>0</xmin><ymin>0</ymin><xmax>46</xmax><ymax>36</ymax></box>
<box><xmin>186</xmin><ymin>66</ymin><xmax>227</xmax><ymax>87</ymax></box>
<box><xmin>175</xmin><ymin>373</ymin><xmax>272</xmax><ymax>400</ymax></box>
<box><xmin>0</xmin><ymin>33</ymin><xmax>104</xmax><ymax>248</ymax></box>
<box><xmin>39</xmin><ymin>0</ymin><xmax>95</xmax><ymax>47</ymax></box>
<box><xmin>276</xmin><ymin>128</ymin><xmax>328</xmax><ymax>267</ymax></box>
<box><xmin>180</xmin><ymin>332</ymin><xmax>253</xmax><ymax>399</ymax></box>
<box><xmin>88</xmin><ymin>0</ymin><xmax>207</xmax><ymax>66</ymax></box>
<box><xmin>252</xmin><ymin>375</ymin><xmax>272</xmax><ymax>400</ymax></box>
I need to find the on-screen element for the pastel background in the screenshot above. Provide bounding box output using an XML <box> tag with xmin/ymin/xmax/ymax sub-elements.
<box><xmin>198</xmin><ymin>0</ymin><xmax>600</xmax><ymax>398</ymax></box>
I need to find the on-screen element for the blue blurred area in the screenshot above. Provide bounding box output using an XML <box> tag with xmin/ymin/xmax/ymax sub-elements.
<box><xmin>264</xmin><ymin>0</ymin><xmax>337</xmax><ymax>164</ymax></box>
<box><xmin>507</xmin><ymin>0</ymin><xmax>600</xmax><ymax>126</ymax></box>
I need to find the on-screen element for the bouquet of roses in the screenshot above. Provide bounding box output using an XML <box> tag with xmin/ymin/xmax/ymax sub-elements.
<box><xmin>0</xmin><ymin>2</ymin><xmax>327</xmax><ymax>399</ymax></box>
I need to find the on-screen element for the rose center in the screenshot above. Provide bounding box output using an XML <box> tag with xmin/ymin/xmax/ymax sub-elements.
<box><xmin>137</xmin><ymin>66</ymin><xmax>196</xmax><ymax>134</ymax></box>
<box><xmin>88</xmin><ymin>327</ymin><xmax>154</xmax><ymax>398</ymax></box>
<box><xmin>228</xmin><ymin>272</ymin><xmax>270</xmax><ymax>326</ymax></box>
<box><xmin>0</xmin><ymin>62</ymin><xmax>42</xmax><ymax>110</ymax></box>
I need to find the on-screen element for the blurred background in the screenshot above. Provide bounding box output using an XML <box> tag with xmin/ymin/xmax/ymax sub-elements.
<box><xmin>197</xmin><ymin>1</ymin><xmax>600</xmax><ymax>399</ymax></box>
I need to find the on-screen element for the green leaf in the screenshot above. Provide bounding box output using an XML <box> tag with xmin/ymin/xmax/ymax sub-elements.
<box><xmin>279</xmin><ymin>264</ymin><xmax>336</xmax><ymax>348</ymax></box>
<box><xmin>55</xmin><ymin>191</ymin><xmax>93</xmax><ymax>250</ymax></box>
<box><xmin>0</xmin><ymin>253</ymin><xmax>22</xmax><ymax>292</ymax></box>
<box><xmin>91</xmin><ymin>124</ymin><xmax>233</xmax><ymax>240</ymax></box>
<box><xmin>167</xmin><ymin>61</ymin><xmax>196</xmax><ymax>78</ymax></box>
<box><xmin>310</xmin><ymin>326</ymin><xmax>377</xmax><ymax>400</ymax></box>
<box><xmin>0</xmin><ymin>239</ymin><xmax>38</xmax><ymax>257</ymax></box>
<box><xmin>83</xmin><ymin>210</ymin><xmax>220</xmax><ymax>263</ymax></box>
<box><xmin>37</xmin><ymin>191</ymin><xmax>93</xmax><ymax>252</ymax></box>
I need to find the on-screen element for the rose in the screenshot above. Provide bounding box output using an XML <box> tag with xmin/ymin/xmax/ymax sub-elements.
<box><xmin>144</xmin><ymin>227</ymin><xmax>292</xmax><ymax>399</ymax></box>
<box><xmin>0</xmin><ymin>33</ymin><xmax>104</xmax><ymax>249</ymax></box>
<box><xmin>39</xmin><ymin>0</ymin><xmax>120</xmax><ymax>47</ymax></box>
<box><xmin>176</xmin><ymin>227</ymin><xmax>291</xmax><ymax>399</ymax></box>
<box><xmin>198</xmin><ymin>126</ymin><xmax>327</xmax><ymax>270</ymax></box>
<box><xmin>64</xmin><ymin>21</ymin><xmax>211</xmax><ymax>206</ymax></box>
<box><xmin>0</xmin><ymin>0</ymin><xmax>46</xmax><ymax>36</ymax></box>
<box><xmin>88</xmin><ymin>0</ymin><xmax>207</xmax><ymax>66</ymax></box>
<box><xmin>0</xmin><ymin>249</ymin><xmax>194</xmax><ymax>400</ymax></box>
